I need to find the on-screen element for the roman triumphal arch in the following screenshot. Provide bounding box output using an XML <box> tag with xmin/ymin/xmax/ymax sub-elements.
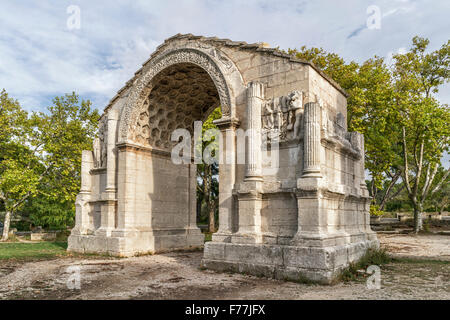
<box><xmin>68</xmin><ymin>34</ymin><xmax>378</xmax><ymax>283</ymax></box>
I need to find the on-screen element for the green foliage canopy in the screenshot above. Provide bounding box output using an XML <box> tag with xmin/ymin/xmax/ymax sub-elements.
<box><xmin>0</xmin><ymin>91</ymin><xmax>99</xmax><ymax>238</ymax></box>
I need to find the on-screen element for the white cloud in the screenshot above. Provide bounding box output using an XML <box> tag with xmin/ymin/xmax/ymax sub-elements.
<box><xmin>0</xmin><ymin>0</ymin><xmax>448</xmax><ymax>112</ymax></box>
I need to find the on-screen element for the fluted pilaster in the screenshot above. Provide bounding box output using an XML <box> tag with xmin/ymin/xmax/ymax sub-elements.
<box><xmin>302</xmin><ymin>102</ymin><xmax>322</xmax><ymax>177</ymax></box>
<box><xmin>80</xmin><ymin>150</ymin><xmax>93</xmax><ymax>193</ymax></box>
<box><xmin>106</xmin><ymin>110</ymin><xmax>119</xmax><ymax>192</ymax></box>
<box><xmin>245</xmin><ymin>81</ymin><xmax>264</xmax><ymax>181</ymax></box>
<box><xmin>359</xmin><ymin>134</ymin><xmax>367</xmax><ymax>189</ymax></box>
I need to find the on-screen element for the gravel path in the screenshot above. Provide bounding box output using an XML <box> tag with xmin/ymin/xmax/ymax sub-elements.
<box><xmin>0</xmin><ymin>234</ymin><xmax>449</xmax><ymax>300</ymax></box>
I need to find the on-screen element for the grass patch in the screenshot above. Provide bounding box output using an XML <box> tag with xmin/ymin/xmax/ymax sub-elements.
<box><xmin>339</xmin><ymin>248</ymin><xmax>392</xmax><ymax>282</ymax></box>
<box><xmin>204</xmin><ymin>232</ymin><xmax>212</xmax><ymax>242</ymax></box>
<box><xmin>290</xmin><ymin>274</ymin><xmax>318</xmax><ymax>286</ymax></box>
<box><xmin>55</xmin><ymin>230</ymin><xmax>71</xmax><ymax>242</ymax></box>
<box><xmin>0</xmin><ymin>242</ymin><xmax>68</xmax><ymax>260</ymax></box>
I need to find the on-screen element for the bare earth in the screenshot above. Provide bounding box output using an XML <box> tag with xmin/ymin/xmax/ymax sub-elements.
<box><xmin>0</xmin><ymin>234</ymin><xmax>449</xmax><ymax>300</ymax></box>
<box><xmin>378</xmin><ymin>233</ymin><xmax>450</xmax><ymax>260</ymax></box>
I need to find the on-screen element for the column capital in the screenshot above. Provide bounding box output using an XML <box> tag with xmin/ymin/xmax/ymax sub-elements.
<box><xmin>107</xmin><ymin>109</ymin><xmax>119</xmax><ymax>121</ymax></box>
<box><xmin>247</xmin><ymin>81</ymin><xmax>265</xmax><ymax>99</ymax></box>
<box><xmin>213</xmin><ymin>117</ymin><xmax>240</xmax><ymax>131</ymax></box>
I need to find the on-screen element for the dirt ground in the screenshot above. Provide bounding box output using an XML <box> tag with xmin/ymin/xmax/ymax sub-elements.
<box><xmin>378</xmin><ymin>233</ymin><xmax>450</xmax><ymax>260</ymax></box>
<box><xmin>0</xmin><ymin>234</ymin><xmax>449</xmax><ymax>300</ymax></box>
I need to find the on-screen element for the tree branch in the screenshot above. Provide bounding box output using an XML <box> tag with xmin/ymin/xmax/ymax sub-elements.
<box><xmin>413</xmin><ymin>139</ymin><xmax>424</xmax><ymax>199</ymax></box>
<box><xmin>431</xmin><ymin>168</ymin><xmax>450</xmax><ymax>195</ymax></box>
<box><xmin>402</xmin><ymin>126</ymin><xmax>413</xmax><ymax>197</ymax></box>
<box><xmin>389</xmin><ymin>183</ymin><xmax>406</xmax><ymax>200</ymax></box>
<box><xmin>380</xmin><ymin>171</ymin><xmax>401</xmax><ymax>210</ymax></box>
<box><xmin>422</xmin><ymin>163</ymin><xmax>438</xmax><ymax>199</ymax></box>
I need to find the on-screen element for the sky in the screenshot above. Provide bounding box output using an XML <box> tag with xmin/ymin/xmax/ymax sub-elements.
<box><xmin>0</xmin><ymin>0</ymin><xmax>448</xmax><ymax>171</ymax></box>
<box><xmin>0</xmin><ymin>0</ymin><xmax>449</xmax><ymax>113</ymax></box>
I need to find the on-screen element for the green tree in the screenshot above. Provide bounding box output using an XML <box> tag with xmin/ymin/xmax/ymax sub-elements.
<box><xmin>0</xmin><ymin>90</ymin><xmax>36</xmax><ymax>240</ymax></box>
<box><xmin>197</xmin><ymin>107</ymin><xmax>221</xmax><ymax>233</ymax></box>
<box><xmin>352</xmin><ymin>58</ymin><xmax>401</xmax><ymax>210</ymax></box>
<box><xmin>31</xmin><ymin>92</ymin><xmax>99</xmax><ymax>203</ymax></box>
<box><xmin>0</xmin><ymin>91</ymin><xmax>99</xmax><ymax>240</ymax></box>
<box><xmin>26</xmin><ymin>196</ymin><xmax>75</xmax><ymax>230</ymax></box>
<box><xmin>393</xmin><ymin>37</ymin><xmax>449</xmax><ymax>232</ymax></box>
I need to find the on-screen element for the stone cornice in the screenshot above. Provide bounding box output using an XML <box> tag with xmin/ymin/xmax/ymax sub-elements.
<box><xmin>116</xmin><ymin>142</ymin><xmax>172</xmax><ymax>158</ymax></box>
<box><xmin>101</xmin><ymin>33</ymin><xmax>348</xmax><ymax>117</ymax></box>
<box><xmin>115</xmin><ymin>141</ymin><xmax>197</xmax><ymax>162</ymax></box>
<box><xmin>321</xmin><ymin>136</ymin><xmax>362</xmax><ymax>160</ymax></box>
<box><xmin>213</xmin><ymin>117</ymin><xmax>241</xmax><ymax>130</ymax></box>
<box><xmin>90</xmin><ymin>167</ymin><xmax>106</xmax><ymax>175</ymax></box>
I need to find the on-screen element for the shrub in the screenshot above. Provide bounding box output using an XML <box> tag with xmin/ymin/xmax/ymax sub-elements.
<box><xmin>370</xmin><ymin>204</ymin><xmax>384</xmax><ymax>217</ymax></box>
<box><xmin>339</xmin><ymin>247</ymin><xmax>391</xmax><ymax>282</ymax></box>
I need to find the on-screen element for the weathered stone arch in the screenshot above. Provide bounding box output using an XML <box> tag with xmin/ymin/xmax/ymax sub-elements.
<box><xmin>118</xmin><ymin>47</ymin><xmax>242</xmax><ymax>144</ymax></box>
<box><xmin>68</xmin><ymin>34</ymin><xmax>378</xmax><ymax>284</ymax></box>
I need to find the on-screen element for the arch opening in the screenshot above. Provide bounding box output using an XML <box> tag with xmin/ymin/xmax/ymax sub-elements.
<box><xmin>128</xmin><ymin>62</ymin><xmax>222</xmax><ymax>251</ymax></box>
<box><xmin>131</xmin><ymin>63</ymin><xmax>221</xmax><ymax>151</ymax></box>
<box><xmin>119</xmin><ymin>47</ymin><xmax>240</xmax><ymax>144</ymax></box>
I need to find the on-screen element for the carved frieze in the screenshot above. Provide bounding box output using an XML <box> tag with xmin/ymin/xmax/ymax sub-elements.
<box><xmin>322</xmin><ymin>111</ymin><xmax>362</xmax><ymax>157</ymax></box>
<box><xmin>261</xmin><ymin>90</ymin><xmax>303</xmax><ymax>143</ymax></box>
<box><xmin>195</xmin><ymin>42</ymin><xmax>233</xmax><ymax>69</ymax></box>
<box><xmin>261</xmin><ymin>91</ymin><xmax>363</xmax><ymax>158</ymax></box>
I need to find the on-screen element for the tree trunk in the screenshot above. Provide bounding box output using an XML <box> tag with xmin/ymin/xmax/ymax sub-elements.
<box><xmin>1</xmin><ymin>210</ymin><xmax>11</xmax><ymax>241</ymax></box>
<box><xmin>413</xmin><ymin>205</ymin><xmax>423</xmax><ymax>234</ymax></box>
<box><xmin>206</xmin><ymin>165</ymin><xmax>216</xmax><ymax>233</ymax></box>
<box><xmin>208</xmin><ymin>202</ymin><xmax>215</xmax><ymax>233</ymax></box>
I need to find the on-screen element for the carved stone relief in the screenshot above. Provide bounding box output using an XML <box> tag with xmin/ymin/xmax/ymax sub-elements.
<box><xmin>195</xmin><ymin>42</ymin><xmax>234</xmax><ymax>70</ymax></box>
<box><xmin>93</xmin><ymin>117</ymin><xmax>107</xmax><ymax>168</ymax></box>
<box><xmin>262</xmin><ymin>90</ymin><xmax>303</xmax><ymax>143</ymax></box>
<box><xmin>322</xmin><ymin>110</ymin><xmax>362</xmax><ymax>155</ymax></box>
<box><xmin>261</xmin><ymin>91</ymin><xmax>362</xmax><ymax>156</ymax></box>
